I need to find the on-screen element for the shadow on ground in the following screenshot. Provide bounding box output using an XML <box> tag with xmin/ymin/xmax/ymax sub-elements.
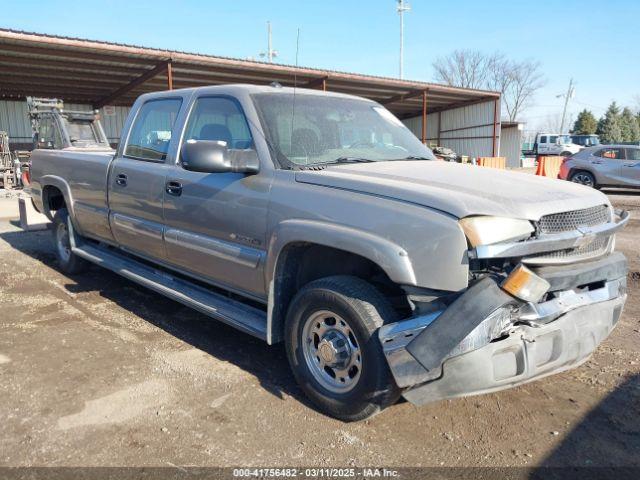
<box><xmin>531</xmin><ymin>373</ymin><xmax>640</xmax><ymax>480</ymax></box>
<box><xmin>0</xmin><ymin>229</ymin><xmax>315</xmax><ymax>412</ymax></box>
<box><xmin>601</xmin><ymin>188</ymin><xmax>640</xmax><ymax>197</ymax></box>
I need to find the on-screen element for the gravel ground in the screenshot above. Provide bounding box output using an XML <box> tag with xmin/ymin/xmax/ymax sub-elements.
<box><xmin>0</xmin><ymin>189</ymin><xmax>638</xmax><ymax>470</ymax></box>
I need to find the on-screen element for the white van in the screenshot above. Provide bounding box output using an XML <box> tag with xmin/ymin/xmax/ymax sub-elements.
<box><xmin>534</xmin><ymin>133</ymin><xmax>581</xmax><ymax>156</ymax></box>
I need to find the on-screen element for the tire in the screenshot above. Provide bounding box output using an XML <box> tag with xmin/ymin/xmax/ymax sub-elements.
<box><xmin>560</xmin><ymin>151</ymin><xmax>572</xmax><ymax>157</ymax></box>
<box><xmin>285</xmin><ymin>275</ymin><xmax>401</xmax><ymax>421</ymax></box>
<box><xmin>569</xmin><ymin>170</ymin><xmax>597</xmax><ymax>188</ymax></box>
<box><xmin>52</xmin><ymin>208</ymin><xmax>89</xmax><ymax>275</ymax></box>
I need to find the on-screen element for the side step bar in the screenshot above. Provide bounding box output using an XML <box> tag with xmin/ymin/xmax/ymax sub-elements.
<box><xmin>71</xmin><ymin>242</ymin><xmax>268</xmax><ymax>340</ymax></box>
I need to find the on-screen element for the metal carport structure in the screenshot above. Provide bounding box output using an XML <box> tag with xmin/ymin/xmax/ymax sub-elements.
<box><xmin>0</xmin><ymin>28</ymin><xmax>501</xmax><ymax>154</ymax></box>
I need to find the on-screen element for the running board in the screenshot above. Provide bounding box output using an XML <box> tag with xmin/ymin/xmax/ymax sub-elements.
<box><xmin>71</xmin><ymin>243</ymin><xmax>268</xmax><ymax>340</ymax></box>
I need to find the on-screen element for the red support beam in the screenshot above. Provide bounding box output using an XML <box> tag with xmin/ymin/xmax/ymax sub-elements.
<box><xmin>304</xmin><ymin>76</ymin><xmax>328</xmax><ymax>90</ymax></box>
<box><xmin>492</xmin><ymin>99</ymin><xmax>499</xmax><ymax>156</ymax></box>
<box><xmin>421</xmin><ymin>90</ymin><xmax>428</xmax><ymax>144</ymax></box>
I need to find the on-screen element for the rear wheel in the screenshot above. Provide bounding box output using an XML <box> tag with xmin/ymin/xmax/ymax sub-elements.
<box><xmin>285</xmin><ymin>275</ymin><xmax>400</xmax><ymax>422</ymax></box>
<box><xmin>560</xmin><ymin>151</ymin><xmax>573</xmax><ymax>157</ymax></box>
<box><xmin>52</xmin><ymin>208</ymin><xmax>89</xmax><ymax>274</ymax></box>
<box><xmin>569</xmin><ymin>170</ymin><xmax>596</xmax><ymax>188</ymax></box>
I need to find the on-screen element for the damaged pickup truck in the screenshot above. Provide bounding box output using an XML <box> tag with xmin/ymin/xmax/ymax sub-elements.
<box><xmin>29</xmin><ymin>85</ymin><xmax>629</xmax><ymax>421</ymax></box>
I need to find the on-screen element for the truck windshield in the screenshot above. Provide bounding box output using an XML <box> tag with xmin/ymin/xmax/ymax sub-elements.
<box><xmin>252</xmin><ymin>93</ymin><xmax>435</xmax><ymax>167</ymax></box>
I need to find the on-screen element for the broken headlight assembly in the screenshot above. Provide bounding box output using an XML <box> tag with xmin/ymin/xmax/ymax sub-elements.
<box><xmin>460</xmin><ymin>216</ymin><xmax>534</xmax><ymax>247</ymax></box>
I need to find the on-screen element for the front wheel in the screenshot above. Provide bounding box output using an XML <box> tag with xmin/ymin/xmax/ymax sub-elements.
<box><xmin>285</xmin><ymin>275</ymin><xmax>400</xmax><ymax>422</ymax></box>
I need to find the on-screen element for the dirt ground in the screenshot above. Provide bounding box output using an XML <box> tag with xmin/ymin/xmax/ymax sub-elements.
<box><xmin>0</xmin><ymin>188</ymin><xmax>638</xmax><ymax>470</ymax></box>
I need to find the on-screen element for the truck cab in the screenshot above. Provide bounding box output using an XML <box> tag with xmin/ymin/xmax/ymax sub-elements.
<box><xmin>534</xmin><ymin>133</ymin><xmax>580</xmax><ymax>156</ymax></box>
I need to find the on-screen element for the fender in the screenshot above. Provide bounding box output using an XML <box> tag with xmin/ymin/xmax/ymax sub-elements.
<box><xmin>39</xmin><ymin>175</ymin><xmax>79</xmax><ymax>227</ymax></box>
<box><xmin>266</xmin><ymin>219</ymin><xmax>417</xmax><ymax>288</ymax></box>
<box><xmin>264</xmin><ymin>219</ymin><xmax>417</xmax><ymax>344</ymax></box>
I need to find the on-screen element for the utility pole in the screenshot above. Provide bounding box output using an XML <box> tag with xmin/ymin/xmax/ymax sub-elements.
<box><xmin>397</xmin><ymin>0</ymin><xmax>411</xmax><ymax>79</ymax></box>
<box><xmin>260</xmin><ymin>21</ymin><xmax>278</xmax><ymax>63</ymax></box>
<box><xmin>559</xmin><ymin>78</ymin><xmax>575</xmax><ymax>133</ymax></box>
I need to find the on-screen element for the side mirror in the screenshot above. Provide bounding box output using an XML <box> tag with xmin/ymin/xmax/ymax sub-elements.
<box><xmin>180</xmin><ymin>140</ymin><xmax>259</xmax><ymax>174</ymax></box>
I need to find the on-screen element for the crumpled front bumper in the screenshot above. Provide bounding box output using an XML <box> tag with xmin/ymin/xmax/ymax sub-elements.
<box><xmin>379</xmin><ymin>252</ymin><xmax>628</xmax><ymax>406</ymax></box>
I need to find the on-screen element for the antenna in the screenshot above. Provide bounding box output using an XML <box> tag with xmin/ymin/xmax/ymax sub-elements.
<box><xmin>397</xmin><ymin>0</ymin><xmax>411</xmax><ymax>79</ymax></box>
<box><xmin>291</xmin><ymin>28</ymin><xmax>300</xmax><ymax>163</ymax></box>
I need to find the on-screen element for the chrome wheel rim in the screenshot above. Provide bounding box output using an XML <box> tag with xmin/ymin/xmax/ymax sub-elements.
<box><xmin>301</xmin><ymin>310</ymin><xmax>362</xmax><ymax>393</ymax></box>
<box><xmin>56</xmin><ymin>220</ymin><xmax>71</xmax><ymax>263</ymax></box>
<box><xmin>572</xmin><ymin>173</ymin><xmax>594</xmax><ymax>187</ymax></box>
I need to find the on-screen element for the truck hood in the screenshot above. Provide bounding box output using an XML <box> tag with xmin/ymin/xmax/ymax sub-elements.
<box><xmin>295</xmin><ymin>161</ymin><xmax>609</xmax><ymax>220</ymax></box>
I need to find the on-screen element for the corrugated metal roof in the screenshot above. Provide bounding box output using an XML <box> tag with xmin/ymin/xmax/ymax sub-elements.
<box><xmin>0</xmin><ymin>28</ymin><xmax>500</xmax><ymax>117</ymax></box>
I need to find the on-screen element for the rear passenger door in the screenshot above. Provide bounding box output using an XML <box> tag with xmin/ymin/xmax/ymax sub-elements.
<box><xmin>162</xmin><ymin>95</ymin><xmax>271</xmax><ymax>300</ymax></box>
<box><xmin>623</xmin><ymin>148</ymin><xmax>640</xmax><ymax>187</ymax></box>
<box><xmin>108</xmin><ymin>97</ymin><xmax>184</xmax><ymax>260</ymax></box>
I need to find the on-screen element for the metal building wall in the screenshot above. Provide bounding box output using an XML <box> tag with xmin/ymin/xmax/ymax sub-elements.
<box><xmin>499</xmin><ymin>124</ymin><xmax>523</xmax><ymax>168</ymax></box>
<box><xmin>0</xmin><ymin>100</ymin><xmax>130</xmax><ymax>147</ymax></box>
<box><xmin>403</xmin><ymin>100</ymin><xmax>500</xmax><ymax>158</ymax></box>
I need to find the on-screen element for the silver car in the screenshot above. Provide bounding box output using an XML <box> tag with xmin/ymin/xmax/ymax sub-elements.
<box><xmin>559</xmin><ymin>144</ymin><xmax>640</xmax><ymax>188</ymax></box>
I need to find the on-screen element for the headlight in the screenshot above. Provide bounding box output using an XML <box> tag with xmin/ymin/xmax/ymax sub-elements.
<box><xmin>459</xmin><ymin>216</ymin><xmax>534</xmax><ymax>247</ymax></box>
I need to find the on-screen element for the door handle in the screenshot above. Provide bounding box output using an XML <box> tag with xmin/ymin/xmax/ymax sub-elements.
<box><xmin>623</xmin><ymin>162</ymin><xmax>639</xmax><ymax>167</ymax></box>
<box><xmin>590</xmin><ymin>160</ymin><xmax>603</xmax><ymax>165</ymax></box>
<box><xmin>115</xmin><ymin>173</ymin><xmax>128</xmax><ymax>186</ymax></box>
<box><xmin>165</xmin><ymin>181</ymin><xmax>183</xmax><ymax>196</ymax></box>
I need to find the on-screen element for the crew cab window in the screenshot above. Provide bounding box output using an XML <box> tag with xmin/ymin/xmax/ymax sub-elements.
<box><xmin>549</xmin><ymin>135</ymin><xmax>558</xmax><ymax>144</ymax></box>
<box><xmin>125</xmin><ymin>98</ymin><xmax>182</xmax><ymax>161</ymax></box>
<box><xmin>596</xmin><ymin>148</ymin><xmax>624</xmax><ymax>159</ymax></box>
<box><xmin>183</xmin><ymin>97</ymin><xmax>253</xmax><ymax>150</ymax></box>
<box><xmin>539</xmin><ymin>136</ymin><xmax>548</xmax><ymax>143</ymax></box>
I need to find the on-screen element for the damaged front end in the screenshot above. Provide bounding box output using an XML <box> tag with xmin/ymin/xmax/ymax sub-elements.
<box><xmin>379</xmin><ymin>207</ymin><xmax>630</xmax><ymax>406</ymax></box>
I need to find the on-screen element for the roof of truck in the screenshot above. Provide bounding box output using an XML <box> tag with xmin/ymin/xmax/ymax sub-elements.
<box><xmin>140</xmin><ymin>83</ymin><xmax>369</xmax><ymax>101</ymax></box>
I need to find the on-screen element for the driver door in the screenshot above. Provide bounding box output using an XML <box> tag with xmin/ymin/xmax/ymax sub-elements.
<box><xmin>162</xmin><ymin>95</ymin><xmax>271</xmax><ymax>300</ymax></box>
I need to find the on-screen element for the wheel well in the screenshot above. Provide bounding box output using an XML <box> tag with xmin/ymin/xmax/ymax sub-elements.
<box><xmin>270</xmin><ymin>243</ymin><xmax>409</xmax><ymax>343</ymax></box>
<box><xmin>42</xmin><ymin>185</ymin><xmax>66</xmax><ymax>217</ymax></box>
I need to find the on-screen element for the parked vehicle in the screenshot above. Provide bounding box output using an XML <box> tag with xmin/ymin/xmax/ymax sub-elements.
<box><xmin>559</xmin><ymin>145</ymin><xmax>640</xmax><ymax>189</ymax></box>
<box><xmin>27</xmin><ymin>97</ymin><xmax>111</xmax><ymax>151</ymax></box>
<box><xmin>30</xmin><ymin>85</ymin><xmax>629</xmax><ymax>421</ymax></box>
<box><xmin>570</xmin><ymin>134</ymin><xmax>600</xmax><ymax>148</ymax></box>
<box><xmin>533</xmin><ymin>133</ymin><xmax>581</xmax><ymax>156</ymax></box>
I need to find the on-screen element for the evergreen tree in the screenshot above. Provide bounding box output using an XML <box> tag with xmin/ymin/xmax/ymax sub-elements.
<box><xmin>620</xmin><ymin>107</ymin><xmax>640</xmax><ymax>142</ymax></box>
<box><xmin>597</xmin><ymin>102</ymin><xmax>623</xmax><ymax>144</ymax></box>
<box><xmin>571</xmin><ymin>109</ymin><xmax>598</xmax><ymax>134</ymax></box>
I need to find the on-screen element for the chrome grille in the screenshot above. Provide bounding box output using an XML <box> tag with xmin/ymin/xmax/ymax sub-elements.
<box><xmin>524</xmin><ymin>237</ymin><xmax>611</xmax><ymax>264</ymax></box>
<box><xmin>538</xmin><ymin>205</ymin><xmax>610</xmax><ymax>234</ymax></box>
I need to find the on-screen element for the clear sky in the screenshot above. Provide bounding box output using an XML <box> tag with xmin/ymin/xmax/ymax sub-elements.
<box><xmin>3</xmin><ymin>0</ymin><xmax>638</xmax><ymax>131</ymax></box>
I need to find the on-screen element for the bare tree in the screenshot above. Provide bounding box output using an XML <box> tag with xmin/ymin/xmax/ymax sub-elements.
<box><xmin>502</xmin><ymin>60</ymin><xmax>546</xmax><ymax>122</ymax></box>
<box><xmin>432</xmin><ymin>50</ymin><xmax>546</xmax><ymax>121</ymax></box>
<box><xmin>432</xmin><ymin>50</ymin><xmax>500</xmax><ymax>89</ymax></box>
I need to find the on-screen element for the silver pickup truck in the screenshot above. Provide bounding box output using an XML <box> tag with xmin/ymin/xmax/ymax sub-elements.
<box><xmin>30</xmin><ymin>84</ymin><xmax>629</xmax><ymax>421</ymax></box>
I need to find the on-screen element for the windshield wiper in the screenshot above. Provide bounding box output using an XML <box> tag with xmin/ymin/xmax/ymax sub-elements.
<box><xmin>400</xmin><ymin>155</ymin><xmax>433</xmax><ymax>160</ymax></box>
<box><xmin>323</xmin><ymin>157</ymin><xmax>376</xmax><ymax>165</ymax></box>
